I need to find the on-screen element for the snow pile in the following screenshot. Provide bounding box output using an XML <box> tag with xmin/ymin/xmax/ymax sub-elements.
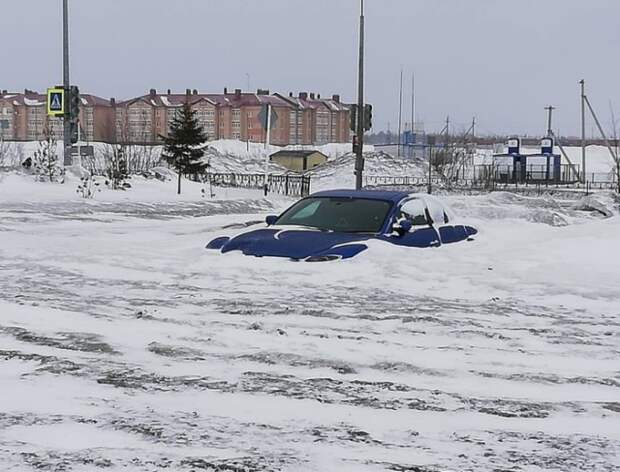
<box><xmin>0</xmin><ymin>171</ymin><xmax>291</xmax><ymax>205</ymax></box>
<box><xmin>446</xmin><ymin>191</ymin><xmax>616</xmax><ymax>227</ymax></box>
<box><xmin>1</xmin><ymin>139</ymin><xmax>365</xmax><ymax>175</ymax></box>
<box><xmin>202</xmin><ymin>140</ymin><xmax>376</xmax><ymax>175</ymax></box>
<box><xmin>309</xmin><ymin>150</ymin><xmax>428</xmax><ymax>190</ymax></box>
<box><xmin>202</xmin><ymin>143</ymin><xmax>287</xmax><ymax>174</ymax></box>
<box><xmin>572</xmin><ymin>193</ymin><xmax>617</xmax><ymax>218</ymax></box>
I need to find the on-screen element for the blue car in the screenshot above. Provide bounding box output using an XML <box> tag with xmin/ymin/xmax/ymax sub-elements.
<box><xmin>206</xmin><ymin>190</ymin><xmax>478</xmax><ymax>261</ymax></box>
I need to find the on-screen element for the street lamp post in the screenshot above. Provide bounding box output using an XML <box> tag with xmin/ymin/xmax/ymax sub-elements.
<box><xmin>63</xmin><ymin>0</ymin><xmax>72</xmax><ymax>166</ymax></box>
<box><xmin>354</xmin><ymin>0</ymin><xmax>365</xmax><ymax>190</ymax></box>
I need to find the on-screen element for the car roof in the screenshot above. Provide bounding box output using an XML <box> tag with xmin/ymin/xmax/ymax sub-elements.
<box><xmin>310</xmin><ymin>189</ymin><xmax>410</xmax><ymax>203</ymax></box>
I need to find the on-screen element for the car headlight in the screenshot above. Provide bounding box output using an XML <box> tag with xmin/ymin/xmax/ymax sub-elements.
<box><xmin>305</xmin><ymin>255</ymin><xmax>341</xmax><ymax>263</ymax></box>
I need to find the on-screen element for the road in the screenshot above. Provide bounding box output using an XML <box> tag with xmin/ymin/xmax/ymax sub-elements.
<box><xmin>1</xmin><ymin>194</ymin><xmax>618</xmax><ymax>471</ymax></box>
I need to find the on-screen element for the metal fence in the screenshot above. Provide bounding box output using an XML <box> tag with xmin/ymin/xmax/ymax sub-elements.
<box><xmin>206</xmin><ymin>173</ymin><xmax>311</xmax><ymax>198</ymax></box>
<box><xmin>471</xmin><ymin>164</ymin><xmax>581</xmax><ymax>185</ymax></box>
<box><xmin>365</xmin><ymin>171</ymin><xmax>618</xmax><ymax>195</ymax></box>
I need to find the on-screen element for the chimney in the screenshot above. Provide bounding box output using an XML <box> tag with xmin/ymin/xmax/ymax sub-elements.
<box><xmin>299</xmin><ymin>92</ymin><xmax>308</xmax><ymax>100</ymax></box>
<box><xmin>1</xmin><ymin>89</ymin><xmax>6</xmax><ymax>95</ymax></box>
<box><xmin>289</xmin><ymin>92</ymin><xmax>293</xmax><ymax>97</ymax></box>
<box><xmin>332</xmin><ymin>94</ymin><xmax>340</xmax><ymax>103</ymax></box>
<box><xmin>224</xmin><ymin>87</ymin><xmax>228</xmax><ymax>94</ymax></box>
<box><xmin>167</xmin><ymin>89</ymin><xmax>171</xmax><ymax>95</ymax></box>
<box><xmin>149</xmin><ymin>88</ymin><xmax>157</xmax><ymax>97</ymax></box>
<box><xmin>257</xmin><ymin>88</ymin><xmax>270</xmax><ymax>96</ymax></box>
<box><xmin>186</xmin><ymin>88</ymin><xmax>191</xmax><ymax>96</ymax></box>
<box><xmin>310</xmin><ymin>93</ymin><xmax>315</xmax><ymax>100</ymax></box>
<box><xmin>235</xmin><ymin>89</ymin><xmax>242</xmax><ymax>98</ymax></box>
<box><xmin>110</xmin><ymin>98</ymin><xmax>116</xmax><ymax>107</ymax></box>
<box><xmin>193</xmin><ymin>89</ymin><xmax>198</xmax><ymax>95</ymax></box>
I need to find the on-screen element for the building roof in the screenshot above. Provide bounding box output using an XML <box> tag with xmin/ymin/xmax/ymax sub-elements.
<box><xmin>276</xmin><ymin>93</ymin><xmax>350</xmax><ymax>112</ymax></box>
<box><xmin>205</xmin><ymin>92</ymin><xmax>293</xmax><ymax>109</ymax></box>
<box><xmin>270</xmin><ymin>149</ymin><xmax>328</xmax><ymax>159</ymax></box>
<box><xmin>117</xmin><ymin>93</ymin><xmax>217</xmax><ymax>108</ymax></box>
<box><xmin>80</xmin><ymin>94</ymin><xmax>114</xmax><ymax>107</ymax></box>
<box><xmin>1</xmin><ymin>91</ymin><xmax>112</xmax><ymax>107</ymax></box>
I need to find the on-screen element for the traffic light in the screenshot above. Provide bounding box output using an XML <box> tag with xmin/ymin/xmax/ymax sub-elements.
<box><xmin>363</xmin><ymin>104</ymin><xmax>373</xmax><ymax>132</ymax></box>
<box><xmin>69</xmin><ymin>86</ymin><xmax>80</xmax><ymax>122</ymax></box>
<box><xmin>350</xmin><ymin>104</ymin><xmax>358</xmax><ymax>132</ymax></box>
<box><xmin>68</xmin><ymin>86</ymin><xmax>80</xmax><ymax>144</ymax></box>
<box><xmin>69</xmin><ymin>121</ymin><xmax>79</xmax><ymax>145</ymax></box>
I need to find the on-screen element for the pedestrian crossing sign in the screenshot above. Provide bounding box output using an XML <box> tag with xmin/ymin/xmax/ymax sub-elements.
<box><xmin>47</xmin><ymin>88</ymin><xmax>65</xmax><ymax>116</ymax></box>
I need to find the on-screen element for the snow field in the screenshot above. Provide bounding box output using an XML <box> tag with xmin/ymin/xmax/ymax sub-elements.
<box><xmin>0</xmin><ymin>175</ymin><xmax>618</xmax><ymax>471</ymax></box>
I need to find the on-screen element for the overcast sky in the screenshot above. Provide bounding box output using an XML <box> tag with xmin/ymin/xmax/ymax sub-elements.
<box><xmin>2</xmin><ymin>0</ymin><xmax>619</xmax><ymax>136</ymax></box>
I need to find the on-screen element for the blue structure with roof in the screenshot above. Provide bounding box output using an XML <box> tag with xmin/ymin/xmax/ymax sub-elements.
<box><xmin>493</xmin><ymin>137</ymin><xmax>563</xmax><ymax>183</ymax></box>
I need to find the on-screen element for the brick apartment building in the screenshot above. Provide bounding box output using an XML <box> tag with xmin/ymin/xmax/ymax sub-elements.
<box><xmin>0</xmin><ymin>89</ymin><xmax>115</xmax><ymax>142</ymax></box>
<box><xmin>0</xmin><ymin>88</ymin><xmax>353</xmax><ymax>146</ymax></box>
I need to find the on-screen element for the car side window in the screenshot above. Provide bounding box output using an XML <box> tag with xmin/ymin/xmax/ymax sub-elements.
<box><xmin>399</xmin><ymin>199</ymin><xmax>429</xmax><ymax>227</ymax></box>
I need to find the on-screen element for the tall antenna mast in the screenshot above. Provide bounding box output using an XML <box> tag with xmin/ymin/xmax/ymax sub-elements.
<box><xmin>411</xmin><ymin>73</ymin><xmax>415</xmax><ymax>134</ymax></box>
<box><xmin>397</xmin><ymin>68</ymin><xmax>403</xmax><ymax>157</ymax></box>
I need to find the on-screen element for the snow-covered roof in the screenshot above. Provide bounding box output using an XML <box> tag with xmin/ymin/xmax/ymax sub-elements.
<box><xmin>24</xmin><ymin>97</ymin><xmax>45</xmax><ymax>106</ymax></box>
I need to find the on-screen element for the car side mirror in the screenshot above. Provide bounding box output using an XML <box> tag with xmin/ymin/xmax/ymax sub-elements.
<box><xmin>265</xmin><ymin>215</ymin><xmax>278</xmax><ymax>226</ymax></box>
<box><xmin>392</xmin><ymin>219</ymin><xmax>412</xmax><ymax>235</ymax></box>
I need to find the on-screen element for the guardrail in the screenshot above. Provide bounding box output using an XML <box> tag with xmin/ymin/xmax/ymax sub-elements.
<box><xmin>206</xmin><ymin>173</ymin><xmax>311</xmax><ymax>198</ymax></box>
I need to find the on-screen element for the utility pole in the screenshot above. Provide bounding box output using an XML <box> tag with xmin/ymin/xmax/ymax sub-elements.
<box><xmin>427</xmin><ymin>135</ymin><xmax>435</xmax><ymax>194</ymax></box>
<box><xmin>580</xmin><ymin>79</ymin><xmax>586</xmax><ymax>183</ymax></box>
<box><xmin>63</xmin><ymin>0</ymin><xmax>72</xmax><ymax>166</ymax></box>
<box><xmin>411</xmin><ymin>73</ymin><xmax>415</xmax><ymax>134</ymax></box>
<box><xmin>264</xmin><ymin>103</ymin><xmax>272</xmax><ymax>196</ymax></box>
<box><xmin>354</xmin><ymin>0</ymin><xmax>365</xmax><ymax>190</ymax></box>
<box><xmin>462</xmin><ymin>117</ymin><xmax>477</xmax><ymax>139</ymax></box>
<box><xmin>545</xmin><ymin>105</ymin><xmax>555</xmax><ymax>137</ymax></box>
<box><xmin>444</xmin><ymin>115</ymin><xmax>450</xmax><ymax>147</ymax></box>
<box><xmin>397</xmin><ymin>68</ymin><xmax>403</xmax><ymax>157</ymax></box>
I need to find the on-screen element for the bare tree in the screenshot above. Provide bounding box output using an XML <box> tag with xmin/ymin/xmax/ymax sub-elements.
<box><xmin>32</xmin><ymin>122</ymin><xmax>64</xmax><ymax>183</ymax></box>
<box><xmin>0</xmin><ymin>138</ymin><xmax>12</xmax><ymax>168</ymax></box>
<box><xmin>114</xmin><ymin>109</ymin><xmax>162</xmax><ymax>174</ymax></box>
<box><xmin>0</xmin><ymin>138</ymin><xmax>26</xmax><ymax>169</ymax></box>
<box><xmin>430</xmin><ymin>130</ymin><xmax>476</xmax><ymax>189</ymax></box>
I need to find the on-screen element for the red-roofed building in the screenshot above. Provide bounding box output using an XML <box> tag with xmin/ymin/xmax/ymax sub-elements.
<box><xmin>277</xmin><ymin>92</ymin><xmax>352</xmax><ymax>145</ymax></box>
<box><xmin>0</xmin><ymin>90</ymin><xmax>114</xmax><ymax>142</ymax></box>
<box><xmin>2</xmin><ymin>87</ymin><xmax>353</xmax><ymax>146</ymax></box>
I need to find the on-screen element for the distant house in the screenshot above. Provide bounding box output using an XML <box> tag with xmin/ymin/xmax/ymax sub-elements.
<box><xmin>270</xmin><ymin>149</ymin><xmax>328</xmax><ymax>172</ymax></box>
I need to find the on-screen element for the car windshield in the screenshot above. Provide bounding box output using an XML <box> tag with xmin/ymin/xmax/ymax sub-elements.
<box><xmin>275</xmin><ymin>197</ymin><xmax>392</xmax><ymax>233</ymax></box>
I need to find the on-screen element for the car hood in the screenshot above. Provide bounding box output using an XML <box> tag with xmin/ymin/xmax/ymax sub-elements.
<box><xmin>220</xmin><ymin>227</ymin><xmax>371</xmax><ymax>259</ymax></box>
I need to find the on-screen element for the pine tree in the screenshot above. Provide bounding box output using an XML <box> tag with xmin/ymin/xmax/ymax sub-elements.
<box><xmin>160</xmin><ymin>101</ymin><xmax>208</xmax><ymax>194</ymax></box>
<box><xmin>32</xmin><ymin>122</ymin><xmax>64</xmax><ymax>183</ymax></box>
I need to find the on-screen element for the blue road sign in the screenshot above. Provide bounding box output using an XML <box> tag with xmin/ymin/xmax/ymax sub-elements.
<box><xmin>47</xmin><ymin>88</ymin><xmax>65</xmax><ymax>116</ymax></box>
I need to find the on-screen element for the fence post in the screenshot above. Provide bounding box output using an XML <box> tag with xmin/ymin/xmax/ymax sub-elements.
<box><xmin>285</xmin><ymin>175</ymin><xmax>289</xmax><ymax>196</ymax></box>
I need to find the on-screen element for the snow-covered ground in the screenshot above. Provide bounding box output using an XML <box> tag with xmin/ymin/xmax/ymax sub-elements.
<box><xmin>0</xmin><ymin>169</ymin><xmax>619</xmax><ymax>471</ymax></box>
<box><xmin>0</xmin><ymin>140</ymin><xmax>375</xmax><ymax>176</ymax></box>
